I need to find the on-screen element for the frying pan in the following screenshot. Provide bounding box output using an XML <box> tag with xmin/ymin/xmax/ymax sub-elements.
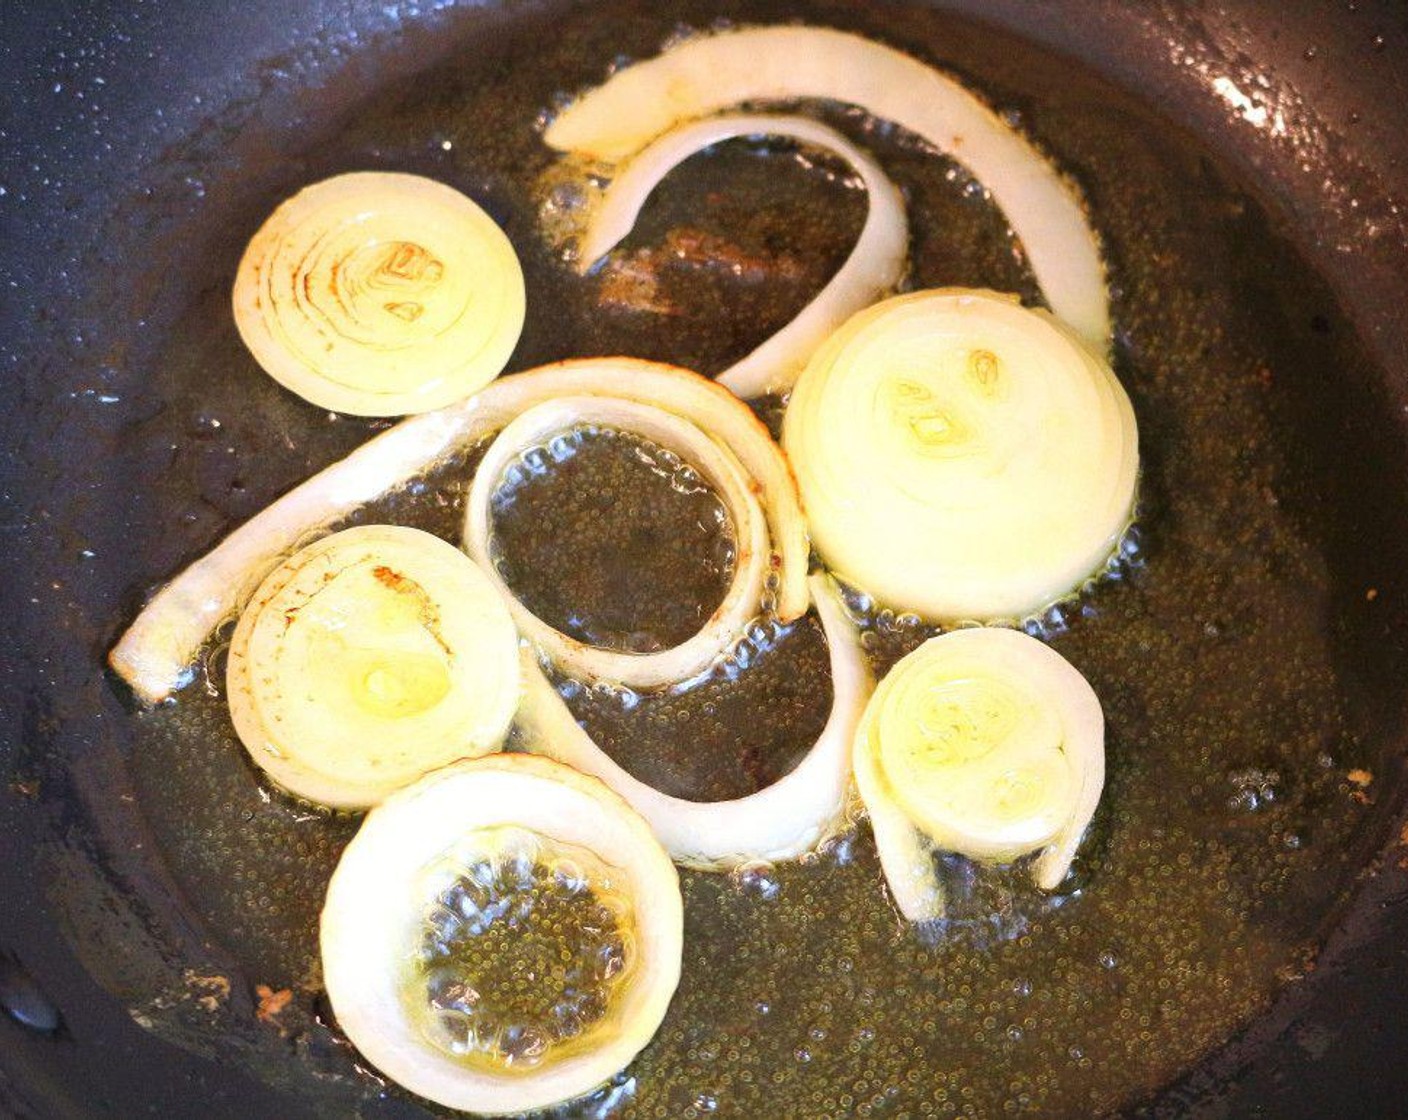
<box><xmin>3</xmin><ymin>0</ymin><xmax>1408</xmax><ymax>1116</ymax></box>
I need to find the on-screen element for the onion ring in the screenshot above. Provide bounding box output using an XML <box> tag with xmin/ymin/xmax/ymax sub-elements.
<box><xmin>226</xmin><ymin>525</ymin><xmax>519</xmax><ymax>809</ymax></box>
<box><xmin>233</xmin><ymin>172</ymin><xmax>525</xmax><ymax>416</ymax></box>
<box><xmin>322</xmin><ymin>753</ymin><xmax>682</xmax><ymax>1114</ymax></box>
<box><xmin>784</xmin><ymin>289</ymin><xmax>1137</xmax><ymax>622</ymax></box>
<box><xmin>465</xmin><ymin>396</ymin><xmax>770</xmax><ymax>688</ymax></box>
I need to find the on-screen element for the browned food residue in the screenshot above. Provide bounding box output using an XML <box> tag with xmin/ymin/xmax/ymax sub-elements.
<box><xmin>597</xmin><ymin>226</ymin><xmax>809</xmax><ymax>316</ymax></box>
<box><xmin>597</xmin><ymin>256</ymin><xmax>681</xmax><ymax>316</ymax></box>
<box><xmin>184</xmin><ymin>972</ymin><xmax>231</xmax><ymax>1013</ymax></box>
<box><xmin>255</xmin><ymin>983</ymin><xmax>293</xmax><ymax>1024</ymax></box>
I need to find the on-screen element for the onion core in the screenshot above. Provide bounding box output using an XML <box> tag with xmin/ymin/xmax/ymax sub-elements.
<box><xmin>853</xmin><ymin>625</ymin><xmax>1105</xmax><ymax>921</ymax></box>
<box><xmin>232</xmin><ymin>171</ymin><xmax>525</xmax><ymax>416</ymax></box>
<box><xmin>784</xmin><ymin>289</ymin><xmax>1137</xmax><ymax>622</ymax></box>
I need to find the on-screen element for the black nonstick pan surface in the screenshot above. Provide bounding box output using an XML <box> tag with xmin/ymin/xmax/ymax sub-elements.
<box><xmin>3</xmin><ymin>1</ymin><xmax>1408</xmax><ymax>1116</ymax></box>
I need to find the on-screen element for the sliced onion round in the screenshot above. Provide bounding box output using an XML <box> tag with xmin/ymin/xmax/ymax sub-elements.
<box><xmin>233</xmin><ymin>171</ymin><xmax>525</xmax><ymax>416</ymax></box>
<box><xmin>573</xmin><ymin>113</ymin><xmax>907</xmax><ymax>398</ymax></box>
<box><xmin>110</xmin><ymin>357</ymin><xmax>808</xmax><ymax>705</ymax></box>
<box><xmin>322</xmin><ymin>753</ymin><xmax>682</xmax><ymax>1115</ymax></box>
<box><xmin>226</xmin><ymin>525</ymin><xmax>519</xmax><ymax>809</ymax></box>
<box><xmin>853</xmin><ymin>626</ymin><xmax>1104</xmax><ymax>921</ymax></box>
<box><xmin>784</xmin><ymin>289</ymin><xmax>1138</xmax><ymax>623</ymax></box>
<box><xmin>546</xmin><ymin>25</ymin><xmax>1108</xmax><ymax>351</ymax></box>
<box><xmin>514</xmin><ymin>574</ymin><xmax>872</xmax><ymax>871</ymax></box>
<box><xmin>466</xmin><ymin>396</ymin><xmax>769</xmax><ymax>688</ymax></box>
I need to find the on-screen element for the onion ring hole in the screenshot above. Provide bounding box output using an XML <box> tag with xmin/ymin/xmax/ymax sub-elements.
<box><xmin>407</xmin><ymin>826</ymin><xmax>637</xmax><ymax>1072</ymax></box>
<box><xmin>486</xmin><ymin>424</ymin><xmax>737</xmax><ymax>655</ymax></box>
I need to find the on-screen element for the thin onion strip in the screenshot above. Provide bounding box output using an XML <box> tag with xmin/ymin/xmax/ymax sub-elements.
<box><xmin>576</xmin><ymin>113</ymin><xmax>908</xmax><ymax>398</ymax></box>
<box><xmin>513</xmin><ymin>574</ymin><xmax>872</xmax><ymax>870</ymax></box>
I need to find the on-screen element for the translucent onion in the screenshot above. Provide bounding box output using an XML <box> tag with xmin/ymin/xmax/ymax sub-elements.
<box><xmin>574</xmin><ymin>113</ymin><xmax>907</xmax><ymax>398</ymax></box>
<box><xmin>545</xmin><ymin>25</ymin><xmax>1109</xmax><ymax>352</ymax></box>
<box><xmin>513</xmin><ymin>574</ymin><xmax>872</xmax><ymax>871</ymax></box>
<box><xmin>232</xmin><ymin>171</ymin><xmax>525</xmax><ymax>416</ymax></box>
<box><xmin>853</xmin><ymin>626</ymin><xmax>1104</xmax><ymax>921</ymax></box>
<box><xmin>226</xmin><ymin>525</ymin><xmax>519</xmax><ymax>809</ymax></box>
<box><xmin>110</xmin><ymin>357</ymin><xmax>807</xmax><ymax>705</ymax></box>
<box><xmin>465</xmin><ymin>396</ymin><xmax>769</xmax><ymax>688</ymax></box>
<box><xmin>783</xmin><ymin>289</ymin><xmax>1138</xmax><ymax>623</ymax></box>
<box><xmin>322</xmin><ymin>753</ymin><xmax>682</xmax><ymax>1115</ymax></box>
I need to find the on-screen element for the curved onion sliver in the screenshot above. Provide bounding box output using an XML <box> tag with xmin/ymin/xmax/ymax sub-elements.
<box><xmin>110</xmin><ymin>358</ymin><xmax>808</xmax><ymax>705</ymax></box>
<box><xmin>783</xmin><ymin>289</ymin><xmax>1137</xmax><ymax>623</ymax></box>
<box><xmin>853</xmin><ymin>626</ymin><xmax>1105</xmax><ymax>922</ymax></box>
<box><xmin>322</xmin><ymin>753</ymin><xmax>682</xmax><ymax>1115</ymax></box>
<box><xmin>513</xmin><ymin>574</ymin><xmax>872</xmax><ymax>871</ymax></box>
<box><xmin>233</xmin><ymin>172</ymin><xmax>525</xmax><ymax>416</ymax></box>
<box><xmin>466</xmin><ymin>396</ymin><xmax>769</xmax><ymax>688</ymax></box>
<box><xmin>546</xmin><ymin>25</ymin><xmax>1109</xmax><ymax>352</ymax></box>
<box><xmin>576</xmin><ymin>113</ymin><xmax>907</xmax><ymax>398</ymax></box>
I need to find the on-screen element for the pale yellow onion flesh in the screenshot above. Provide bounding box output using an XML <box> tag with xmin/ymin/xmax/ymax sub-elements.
<box><xmin>546</xmin><ymin>25</ymin><xmax>1109</xmax><ymax>352</ymax></box>
<box><xmin>226</xmin><ymin>525</ymin><xmax>519</xmax><ymax>809</ymax></box>
<box><xmin>321</xmin><ymin>754</ymin><xmax>682</xmax><ymax>1115</ymax></box>
<box><xmin>465</xmin><ymin>397</ymin><xmax>769</xmax><ymax>688</ymax></box>
<box><xmin>109</xmin><ymin>357</ymin><xmax>808</xmax><ymax>705</ymax></box>
<box><xmin>232</xmin><ymin>171</ymin><xmax>526</xmax><ymax>416</ymax></box>
<box><xmin>574</xmin><ymin>113</ymin><xmax>907</xmax><ymax>398</ymax></box>
<box><xmin>513</xmin><ymin>574</ymin><xmax>872</xmax><ymax>871</ymax></box>
<box><xmin>784</xmin><ymin>289</ymin><xmax>1138</xmax><ymax>622</ymax></box>
<box><xmin>853</xmin><ymin>626</ymin><xmax>1104</xmax><ymax>922</ymax></box>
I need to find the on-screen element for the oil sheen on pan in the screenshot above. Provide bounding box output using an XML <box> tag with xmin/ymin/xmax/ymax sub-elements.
<box><xmin>43</xmin><ymin>1</ymin><xmax>1408</xmax><ymax>1117</ymax></box>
